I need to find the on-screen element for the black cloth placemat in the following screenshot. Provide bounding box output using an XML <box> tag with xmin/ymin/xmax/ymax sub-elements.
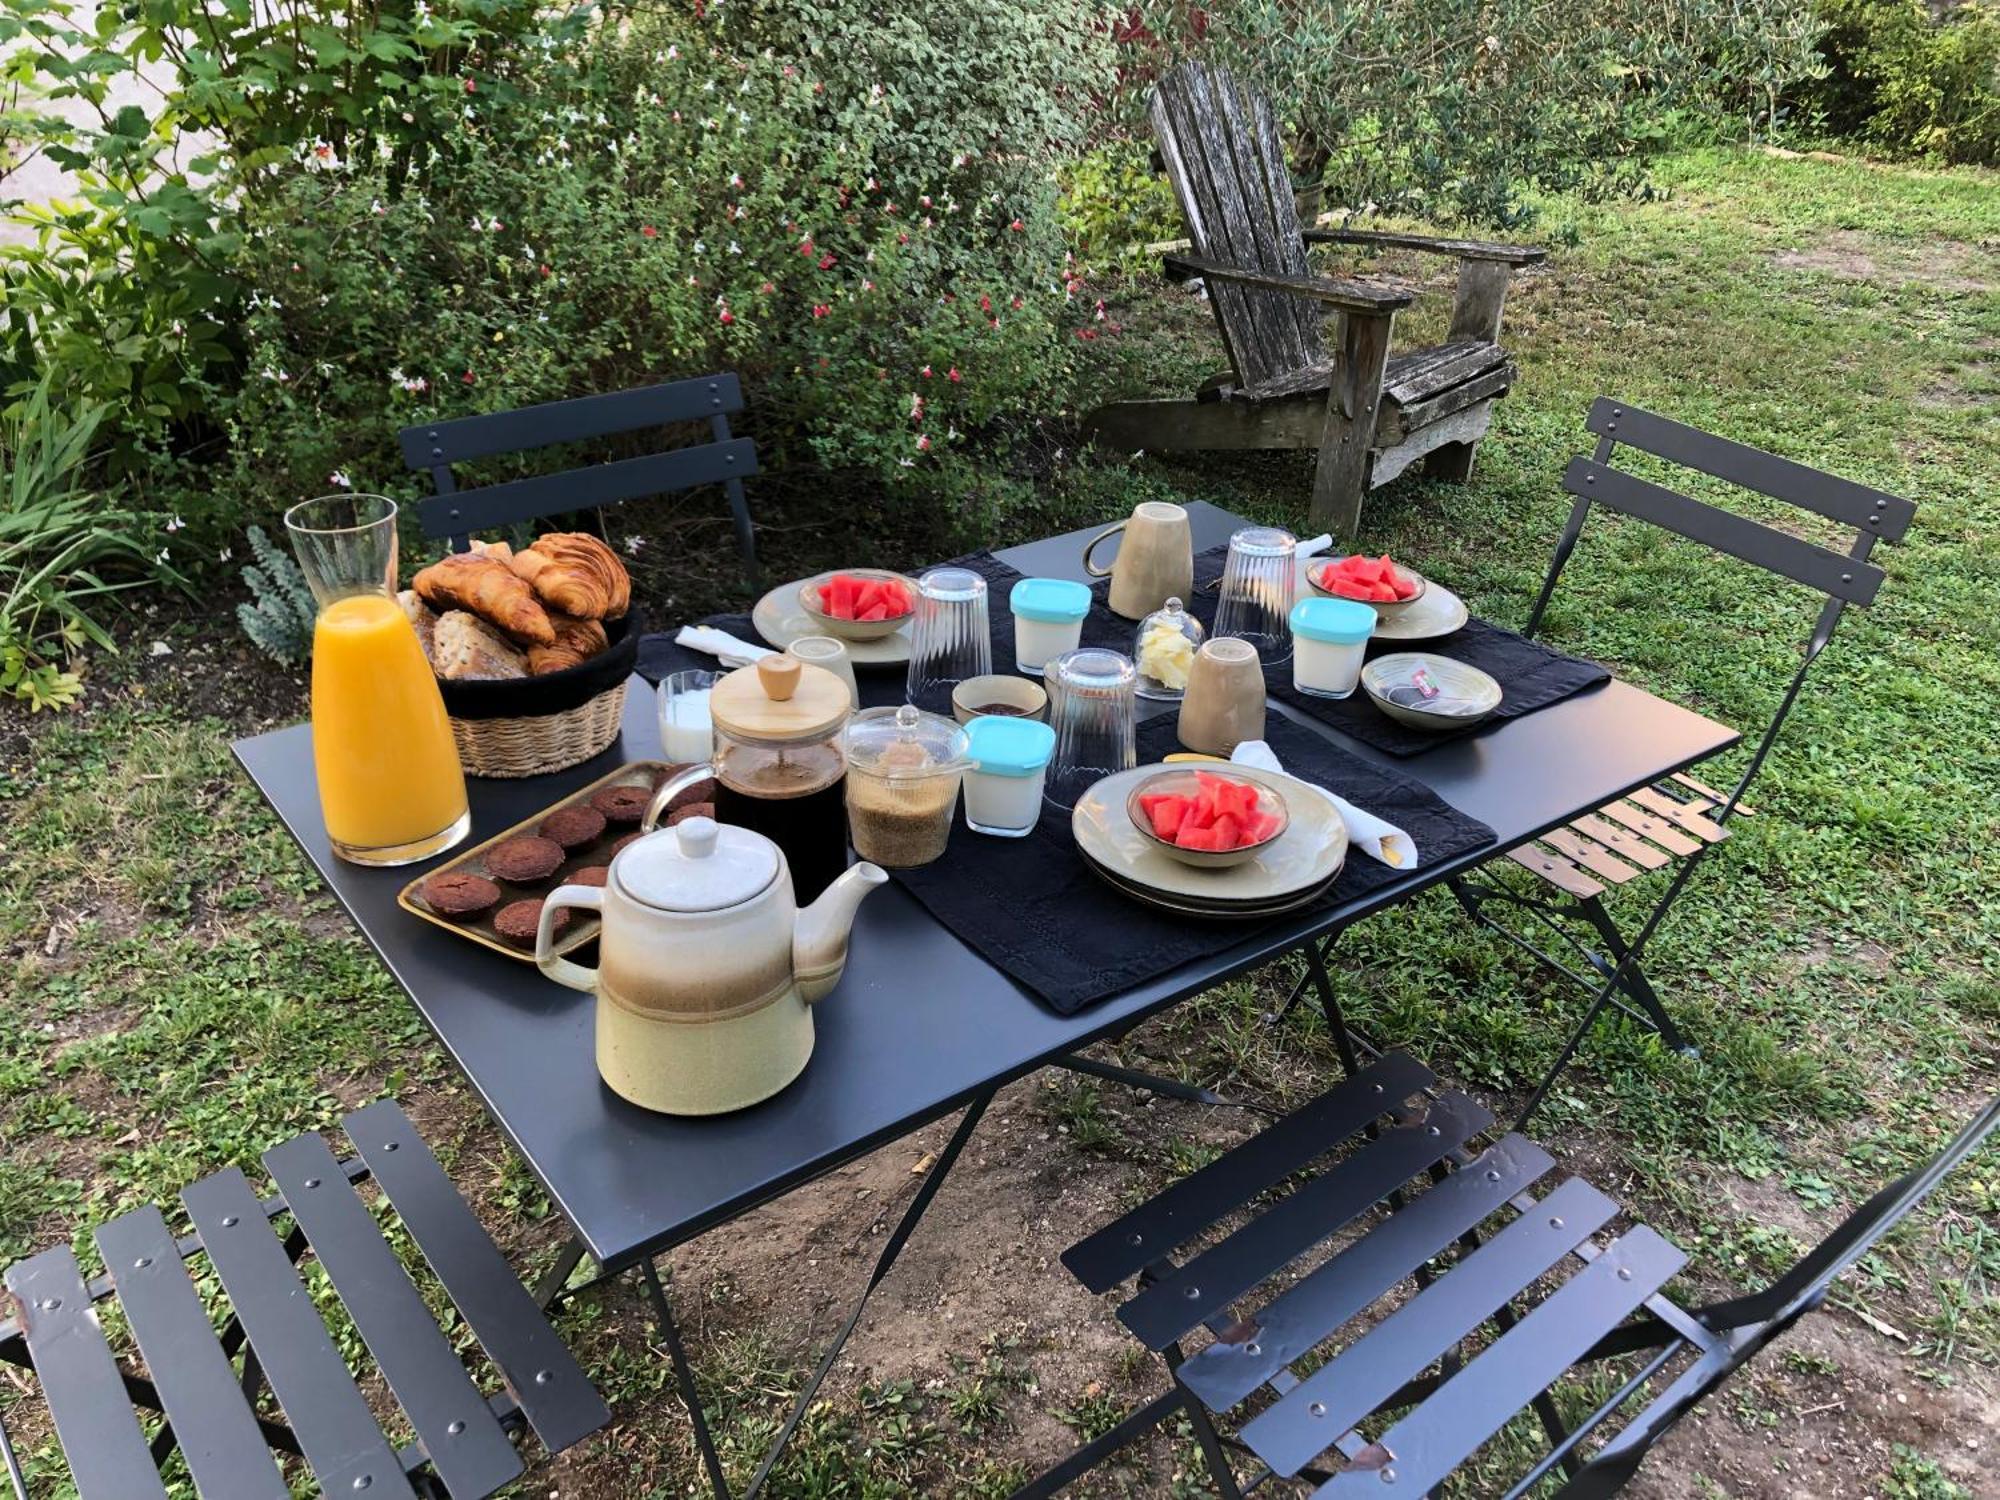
<box><xmin>887</xmin><ymin>715</ymin><xmax>1496</xmax><ymax>1014</ymax></box>
<box><xmin>1167</xmin><ymin>545</ymin><xmax>1610</xmax><ymax>757</ymax></box>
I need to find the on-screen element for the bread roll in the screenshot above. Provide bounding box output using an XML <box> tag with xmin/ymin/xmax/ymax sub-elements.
<box><xmin>413</xmin><ymin>553</ymin><xmax>556</xmax><ymax>646</ymax></box>
<box><xmin>433</xmin><ymin>610</ymin><xmax>529</xmax><ymax>680</ymax></box>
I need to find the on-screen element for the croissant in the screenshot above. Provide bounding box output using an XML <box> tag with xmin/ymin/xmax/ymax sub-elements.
<box><xmin>412</xmin><ymin>553</ymin><xmax>556</xmax><ymax>646</ymax></box>
<box><xmin>528</xmin><ymin>614</ymin><xmax>610</xmax><ymax>675</ymax></box>
<box><xmin>509</xmin><ymin>532</ymin><xmax>630</xmax><ymax>621</ymax></box>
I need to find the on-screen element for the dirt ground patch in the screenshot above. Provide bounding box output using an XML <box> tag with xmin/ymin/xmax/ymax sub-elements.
<box><xmin>1771</xmin><ymin>229</ymin><xmax>1997</xmax><ymax>295</ymax></box>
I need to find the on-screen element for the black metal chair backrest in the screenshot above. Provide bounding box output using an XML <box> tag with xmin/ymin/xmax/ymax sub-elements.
<box><xmin>398</xmin><ymin>373</ymin><xmax>760</xmax><ymax>580</ymax></box>
<box><xmin>1564</xmin><ymin>1090</ymin><xmax>1999</xmax><ymax>1498</ymax></box>
<box><xmin>1525</xmin><ymin>397</ymin><xmax>1917</xmax><ymax>824</ymax></box>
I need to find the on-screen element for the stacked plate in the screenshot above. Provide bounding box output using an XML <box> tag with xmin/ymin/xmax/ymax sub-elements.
<box><xmin>1071</xmin><ymin>764</ymin><xmax>1349</xmax><ymax>919</ymax></box>
<box><xmin>1291</xmin><ymin>557</ymin><xmax>1469</xmax><ymax>640</ymax></box>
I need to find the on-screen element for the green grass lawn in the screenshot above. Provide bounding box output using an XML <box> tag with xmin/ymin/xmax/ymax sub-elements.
<box><xmin>2</xmin><ymin>145</ymin><xmax>1996</xmax><ymax>1497</ymax></box>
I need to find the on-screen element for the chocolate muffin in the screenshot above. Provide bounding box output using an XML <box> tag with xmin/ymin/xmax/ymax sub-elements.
<box><xmin>539</xmin><ymin>804</ymin><xmax>607</xmax><ymax>850</ymax></box>
<box><xmin>666</xmin><ymin>777</ymin><xmax>717</xmax><ymax>815</ymax></box>
<box><xmin>590</xmin><ymin>783</ymin><xmax>653</xmax><ymax>826</ymax></box>
<box><xmin>569</xmin><ymin>865</ymin><xmax>610</xmax><ymax>887</ymax></box>
<box><xmin>418</xmin><ymin>871</ymin><xmax>501</xmax><ymax>921</ymax></box>
<box><xmin>611</xmin><ymin>830</ymin><xmax>646</xmax><ymax>857</ymax></box>
<box><xmin>493</xmin><ymin>897</ymin><xmax>567</xmax><ymax>949</ymax></box>
<box><xmin>484</xmin><ymin>835</ymin><xmax>565</xmax><ymax>884</ymax></box>
<box><xmin>666</xmin><ymin>801</ymin><xmax>715</xmax><ymax>827</ymax></box>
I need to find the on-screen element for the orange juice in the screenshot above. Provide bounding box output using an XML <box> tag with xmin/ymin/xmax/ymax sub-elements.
<box><xmin>311</xmin><ymin>593</ymin><xmax>469</xmax><ymax>861</ymax></box>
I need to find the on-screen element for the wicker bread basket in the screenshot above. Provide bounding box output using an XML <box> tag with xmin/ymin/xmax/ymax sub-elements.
<box><xmin>436</xmin><ymin>608</ymin><xmax>644</xmax><ymax>778</ymax></box>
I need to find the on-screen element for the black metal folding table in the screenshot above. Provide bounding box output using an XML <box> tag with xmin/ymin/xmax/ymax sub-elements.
<box><xmin>233</xmin><ymin>501</ymin><xmax>1738</xmax><ymax>1498</ymax></box>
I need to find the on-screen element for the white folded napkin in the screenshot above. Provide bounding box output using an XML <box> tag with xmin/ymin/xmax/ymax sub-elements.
<box><xmin>1230</xmin><ymin>739</ymin><xmax>1417</xmax><ymax>868</ymax></box>
<box><xmin>674</xmin><ymin>624</ymin><xmax>774</xmax><ymax>668</ymax></box>
<box><xmin>1295</xmin><ymin>533</ymin><xmax>1334</xmax><ymax>561</ymax></box>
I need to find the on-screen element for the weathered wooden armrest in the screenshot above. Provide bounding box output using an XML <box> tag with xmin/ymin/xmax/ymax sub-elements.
<box><xmin>1302</xmin><ymin>229</ymin><xmax>1546</xmax><ymax>267</ymax></box>
<box><xmin>1162</xmin><ymin>253</ymin><xmax>1414</xmax><ymax>314</ymax></box>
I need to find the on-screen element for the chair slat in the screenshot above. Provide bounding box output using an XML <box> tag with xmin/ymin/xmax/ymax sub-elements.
<box><xmin>1569</xmin><ymin>814</ymin><xmax>1673</xmax><ymax>870</ymax></box>
<box><xmin>1179</xmin><ymin>1134</ymin><xmax>1556</xmax><ymax>1414</ymax></box>
<box><xmin>1597</xmin><ymin>800</ymin><xmax>1703</xmax><ymax>858</ymax></box>
<box><xmin>181</xmin><ymin>1169</ymin><xmax>416</xmax><ymax>1500</ymax></box>
<box><xmin>1063</xmin><ymin>1053</ymin><xmax>1434</xmax><ymax>1294</ymax></box>
<box><xmin>263</xmin><ymin>1133</ymin><xmax>522</xmax><ymax>1498</ymax></box>
<box><xmin>95</xmin><ymin>1208</ymin><xmax>290</xmax><ymax>1500</ymax></box>
<box><xmin>1223</xmin><ymin>70</ymin><xmax>1323</xmax><ymax>367</ymax></box>
<box><xmin>1505</xmin><ymin>844</ymin><xmax>1603</xmax><ymax>899</ymax></box>
<box><xmin>1541</xmin><ymin>828</ymin><xmax>1645</xmax><ymax>885</ymax></box>
<box><xmin>1382</xmin><ymin>342</ymin><xmax>1505</xmax><ymax>408</ymax></box>
<box><xmin>399</xmin><ymin>375</ymin><xmax>744</xmax><ymax>472</ymax></box>
<box><xmin>1585</xmin><ymin>398</ymin><xmax>1915</xmax><ymax>542</ymax></box>
<box><xmin>1670</xmin><ymin>771</ymin><xmax>1754</xmax><ymax>816</ymax></box>
<box><xmin>1240</xmin><ymin>1177</ymin><xmax>1618</xmax><ymax>1477</ymax></box>
<box><xmin>418</xmin><ymin>440</ymin><xmax>758</xmax><ymax>540</ymax></box>
<box><xmin>344</xmin><ymin>1101</ymin><xmax>610</xmax><ymax>1455</ymax></box>
<box><xmin>1563</xmin><ymin>458</ymin><xmax>1885</xmax><ymax>606</ymax></box>
<box><xmin>1312</xmin><ymin>1227</ymin><xmax>1684</xmax><ymax>1496</ymax></box>
<box><xmin>1629</xmin><ymin>786</ymin><xmax>1729</xmax><ymax>843</ymax></box>
<box><xmin>1149</xmin><ymin>81</ymin><xmax>1248</xmax><ymax>384</ymax></box>
<box><xmin>3</xmin><ymin>1246</ymin><xmax>169</xmax><ymax>1500</ymax></box>
<box><xmin>1120</xmin><ymin>1092</ymin><xmax>1495</xmax><ymax>1352</ymax></box>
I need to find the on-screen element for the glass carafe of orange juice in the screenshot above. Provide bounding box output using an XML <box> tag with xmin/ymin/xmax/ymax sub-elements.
<box><xmin>285</xmin><ymin>494</ymin><xmax>470</xmax><ymax>865</ymax></box>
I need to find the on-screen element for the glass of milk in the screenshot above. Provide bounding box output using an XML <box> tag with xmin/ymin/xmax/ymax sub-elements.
<box><xmin>658</xmin><ymin>670</ymin><xmax>718</xmax><ymax>764</ymax></box>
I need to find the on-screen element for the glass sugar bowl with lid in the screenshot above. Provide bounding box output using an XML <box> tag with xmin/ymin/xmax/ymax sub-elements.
<box><xmin>843</xmin><ymin>704</ymin><xmax>971</xmax><ymax>868</ymax></box>
<box><xmin>1133</xmin><ymin>596</ymin><xmax>1205</xmax><ymax>701</ymax></box>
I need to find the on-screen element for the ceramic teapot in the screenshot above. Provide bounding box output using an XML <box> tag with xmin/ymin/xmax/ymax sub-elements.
<box><xmin>535</xmin><ymin>815</ymin><xmax>886</xmax><ymax>1115</ymax></box>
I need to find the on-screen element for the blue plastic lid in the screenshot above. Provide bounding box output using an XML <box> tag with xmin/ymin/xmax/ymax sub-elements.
<box><xmin>965</xmin><ymin>714</ymin><xmax>1056</xmax><ymax>777</ymax></box>
<box><xmin>1009</xmin><ymin>577</ymin><xmax>1092</xmax><ymax>624</ymax></box>
<box><xmin>1291</xmin><ymin>596</ymin><xmax>1376</xmax><ymax>645</ymax></box>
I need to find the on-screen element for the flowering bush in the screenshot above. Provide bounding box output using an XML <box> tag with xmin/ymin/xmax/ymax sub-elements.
<box><xmin>220</xmin><ymin>1</ymin><xmax>1116</xmax><ymax>517</ymax></box>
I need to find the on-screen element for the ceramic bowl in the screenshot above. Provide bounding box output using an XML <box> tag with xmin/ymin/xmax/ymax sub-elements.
<box><xmin>798</xmin><ymin>569</ymin><xmax>916</xmax><ymax>642</ymax></box>
<box><xmin>951</xmin><ymin>674</ymin><xmax>1049</xmax><ymax>725</ymax></box>
<box><xmin>1124</xmin><ymin>767</ymin><xmax>1291</xmax><ymax>870</ymax></box>
<box><xmin>1305</xmin><ymin>557</ymin><xmax>1429</xmax><ymax>618</ymax></box>
<box><xmin>1361</xmin><ymin>652</ymin><xmax>1503</xmax><ymax>730</ymax></box>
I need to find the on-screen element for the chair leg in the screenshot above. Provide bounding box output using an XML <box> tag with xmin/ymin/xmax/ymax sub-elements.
<box><xmin>1423</xmin><ymin>440</ymin><xmax>1478</xmax><ymax>483</ymax></box>
<box><xmin>1571</xmin><ymin>896</ymin><xmax>1696</xmax><ymax>1058</ymax></box>
<box><xmin>723</xmin><ymin>477</ymin><xmax>759</xmax><ymax>587</ymax></box>
<box><xmin>1309</xmin><ymin>309</ymin><xmax>1395</xmax><ymax>537</ymax></box>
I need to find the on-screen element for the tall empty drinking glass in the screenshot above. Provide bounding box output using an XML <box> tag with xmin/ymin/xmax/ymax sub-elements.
<box><xmin>1043</xmin><ymin>648</ymin><xmax>1137</xmax><ymax>809</ymax></box>
<box><xmin>286</xmin><ymin>494</ymin><xmax>469</xmax><ymax>865</ymax></box>
<box><xmin>905</xmin><ymin>567</ymin><xmax>992</xmax><ymax>712</ymax></box>
<box><xmin>1211</xmin><ymin>525</ymin><xmax>1297</xmax><ymax>665</ymax></box>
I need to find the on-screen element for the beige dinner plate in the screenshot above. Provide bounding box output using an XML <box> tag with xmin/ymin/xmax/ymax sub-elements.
<box><xmin>1072</xmin><ymin>763</ymin><xmax>1348</xmax><ymax>903</ymax></box>
<box><xmin>754</xmin><ymin>574</ymin><xmax>915</xmax><ymax>664</ymax></box>
<box><xmin>1084</xmin><ymin>855</ymin><xmax>1339</xmax><ymax>920</ymax></box>
<box><xmin>1290</xmin><ymin>559</ymin><xmax>1469</xmax><ymax>641</ymax></box>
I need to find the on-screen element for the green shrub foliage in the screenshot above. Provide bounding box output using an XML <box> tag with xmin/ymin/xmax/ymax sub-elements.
<box><xmin>1810</xmin><ymin>0</ymin><xmax>2000</xmax><ymax>163</ymax></box>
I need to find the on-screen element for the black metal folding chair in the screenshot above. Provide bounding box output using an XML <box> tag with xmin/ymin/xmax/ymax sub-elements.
<box><xmin>1020</xmin><ymin>1022</ymin><xmax>1996</xmax><ymax>1500</ymax></box>
<box><xmin>1445</xmin><ymin>397</ymin><xmax>1916</xmax><ymax>1122</ymax></box>
<box><xmin>0</xmin><ymin>1101</ymin><xmax>608</xmax><ymax>1499</ymax></box>
<box><xmin>398</xmin><ymin>372</ymin><xmax>762</xmax><ymax>581</ymax></box>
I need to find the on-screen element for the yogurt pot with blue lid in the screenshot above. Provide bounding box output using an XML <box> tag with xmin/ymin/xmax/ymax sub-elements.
<box><xmin>1289</xmin><ymin>596</ymin><xmax>1377</xmax><ymax>700</ymax></box>
<box><xmin>962</xmin><ymin>714</ymin><xmax>1057</xmax><ymax>836</ymax></box>
<box><xmin>1008</xmin><ymin>578</ymin><xmax>1092</xmax><ymax>676</ymax></box>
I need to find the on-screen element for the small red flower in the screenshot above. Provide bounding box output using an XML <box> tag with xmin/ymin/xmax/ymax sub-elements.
<box><xmin>947</xmin><ymin>366</ymin><xmax>962</xmax><ymax>383</ymax></box>
<box><xmin>641</xmin><ymin>225</ymin><xmax>659</xmax><ymax>238</ymax></box>
<box><xmin>463</xmin><ymin>77</ymin><xmax>476</xmax><ymax>93</ymax></box>
<box><xmin>917</xmin><ymin>434</ymin><xmax>931</xmax><ymax>452</ymax></box>
<box><xmin>1008</xmin><ymin>218</ymin><xmax>1024</xmax><ymax>232</ymax></box>
<box><xmin>818</xmin><ymin>253</ymin><xmax>836</xmax><ymax>270</ymax></box>
<box><xmin>812</xmin><ymin>303</ymin><xmax>831</xmax><ymax>318</ymax></box>
<box><xmin>898</xmin><ymin>232</ymin><xmax>909</xmax><ymax>245</ymax></box>
<box><xmin>539</xmin><ymin>264</ymin><xmax>552</xmax><ymax>278</ymax></box>
<box><xmin>760</xmin><ymin>281</ymin><xmax>776</xmax><ymax>294</ymax></box>
<box><xmin>979</xmin><ymin>294</ymin><xmax>993</xmax><ymax>313</ymax></box>
<box><xmin>462</xmin><ymin>369</ymin><xmax>477</xmax><ymax>383</ymax></box>
<box><xmin>1011</xmin><ymin>295</ymin><xmax>1023</xmax><ymax>309</ymax></box>
<box><xmin>798</xmin><ymin>236</ymin><xmax>815</xmax><ymax>256</ymax></box>
<box><xmin>719</xmin><ymin>308</ymin><xmax>734</xmax><ymax>325</ymax></box>
<box><xmin>920</xmin><ymin>365</ymin><xmax>933</xmax><ymax>379</ymax></box>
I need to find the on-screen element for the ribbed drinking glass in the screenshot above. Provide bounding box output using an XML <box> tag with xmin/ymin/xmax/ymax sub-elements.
<box><xmin>905</xmin><ymin>567</ymin><xmax>992</xmax><ymax>711</ymax></box>
<box><xmin>1211</xmin><ymin>525</ymin><xmax>1297</xmax><ymax>664</ymax></box>
<box><xmin>1043</xmin><ymin>647</ymin><xmax>1138</xmax><ymax>809</ymax></box>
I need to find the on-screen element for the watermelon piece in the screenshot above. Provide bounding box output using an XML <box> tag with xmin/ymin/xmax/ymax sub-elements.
<box><xmin>820</xmin><ymin>575</ymin><xmax>858</xmax><ymax>619</ymax></box>
<box><xmin>880</xmin><ymin>582</ymin><xmax>912</xmax><ymax>615</ymax></box>
<box><xmin>1149</xmin><ymin>797</ymin><xmax>1187</xmax><ymax>841</ymax></box>
<box><xmin>852</xmin><ymin>580</ymin><xmax>885</xmax><ymax>616</ymax></box>
<box><xmin>1211</xmin><ymin>812</ymin><xmax>1243</xmax><ymax>850</ymax></box>
<box><xmin>1175</xmin><ymin>823</ymin><xmax>1227</xmax><ymax>851</ymax></box>
<box><xmin>1244</xmin><ymin>811</ymin><xmax>1283</xmax><ymax>843</ymax></box>
<box><xmin>856</xmin><ymin>603</ymin><xmax>889</xmax><ymax>622</ymax></box>
<box><xmin>1181</xmin><ymin>795</ymin><xmax>1214</xmax><ymax>831</ymax></box>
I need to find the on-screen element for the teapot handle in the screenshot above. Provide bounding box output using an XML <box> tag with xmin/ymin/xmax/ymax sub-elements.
<box><xmin>536</xmin><ymin>884</ymin><xmax>605</xmax><ymax>992</ymax></box>
<box><xmin>643</xmin><ymin>764</ymin><xmax>713</xmax><ymax>833</ymax></box>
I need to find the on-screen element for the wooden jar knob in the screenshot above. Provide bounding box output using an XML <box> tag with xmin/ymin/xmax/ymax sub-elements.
<box><xmin>756</xmin><ymin>653</ymin><xmax>802</xmax><ymax>701</ymax></box>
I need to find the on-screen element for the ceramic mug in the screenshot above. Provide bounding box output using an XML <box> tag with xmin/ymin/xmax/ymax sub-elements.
<box><xmin>1082</xmin><ymin>501</ymin><xmax>1194</xmax><ymax>621</ymax></box>
<box><xmin>1177</xmin><ymin>637</ymin><xmax>1267</xmax><ymax>756</ymax></box>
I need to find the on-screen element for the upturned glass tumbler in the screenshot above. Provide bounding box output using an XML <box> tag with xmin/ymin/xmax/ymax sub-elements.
<box><xmin>1043</xmin><ymin>647</ymin><xmax>1138</xmax><ymax>809</ymax></box>
<box><xmin>905</xmin><ymin>567</ymin><xmax>992</xmax><ymax>712</ymax></box>
<box><xmin>1211</xmin><ymin>525</ymin><xmax>1297</xmax><ymax>665</ymax></box>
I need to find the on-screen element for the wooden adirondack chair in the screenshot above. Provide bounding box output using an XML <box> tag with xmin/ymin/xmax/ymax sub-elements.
<box><xmin>1088</xmin><ymin>61</ymin><xmax>1547</xmax><ymax>537</ymax></box>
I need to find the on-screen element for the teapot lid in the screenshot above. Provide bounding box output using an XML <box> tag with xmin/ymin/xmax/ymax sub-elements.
<box><xmin>616</xmin><ymin>817</ymin><xmax>777</xmax><ymax>912</ymax></box>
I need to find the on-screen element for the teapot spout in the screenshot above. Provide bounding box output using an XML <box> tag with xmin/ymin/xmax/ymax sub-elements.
<box><xmin>794</xmin><ymin>862</ymin><xmax>888</xmax><ymax>1004</ymax></box>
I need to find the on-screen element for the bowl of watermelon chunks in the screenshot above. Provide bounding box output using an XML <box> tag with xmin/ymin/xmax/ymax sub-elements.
<box><xmin>800</xmin><ymin>569</ymin><xmax>918</xmax><ymax>641</ymax></box>
<box><xmin>1127</xmin><ymin>767</ymin><xmax>1291</xmax><ymax>870</ymax></box>
<box><xmin>1307</xmin><ymin>553</ymin><xmax>1427</xmax><ymax>616</ymax></box>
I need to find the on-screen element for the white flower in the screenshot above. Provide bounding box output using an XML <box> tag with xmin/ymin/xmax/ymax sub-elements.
<box><xmin>624</xmin><ymin>536</ymin><xmax>646</xmax><ymax>554</ymax></box>
<box><xmin>329</xmin><ymin>471</ymin><xmax>352</xmax><ymax>489</ymax></box>
<box><xmin>149</xmin><ymin>639</ymin><xmax>173</xmax><ymax>656</ymax></box>
<box><xmin>730</xmin><ymin>172</ymin><xmax>744</xmax><ymax>188</ymax></box>
<box><xmin>165</xmin><ymin>514</ymin><xmax>184</xmax><ymax>532</ymax></box>
<box><xmin>693</xmin><ymin>239</ymin><xmax>705</xmax><ymax>254</ymax></box>
<box><xmin>727</xmin><ymin>240</ymin><xmax>741</xmax><ymax>255</ymax></box>
<box><xmin>666</xmin><ymin>43</ymin><xmax>678</xmax><ymax>60</ymax></box>
<box><xmin>218</xmin><ymin>546</ymin><xmax>233</xmax><ymax>563</ymax></box>
<box><xmin>155</xmin><ymin>549</ymin><xmax>171</xmax><ymax>565</ymax></box>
